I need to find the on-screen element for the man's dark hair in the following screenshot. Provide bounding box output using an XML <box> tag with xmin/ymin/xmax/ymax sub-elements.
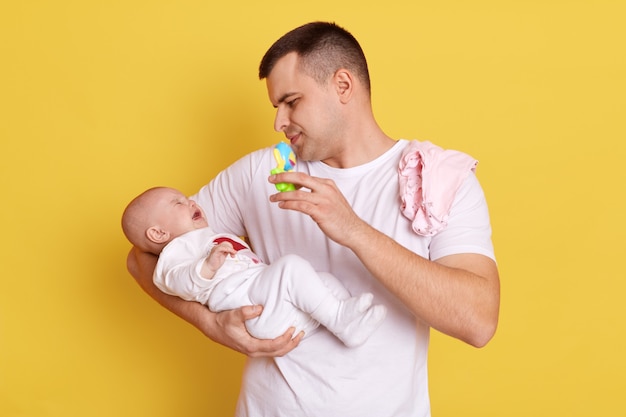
<box><xmin>259</xmin><ymin>21</ymin><xmax>371</xmax><ymax>94</ymax></box>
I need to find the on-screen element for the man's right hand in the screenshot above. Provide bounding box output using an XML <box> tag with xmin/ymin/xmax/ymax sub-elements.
<box><xmin>212</xmin><ymin>305</ymin><xmax>303</xmax><ymax>357</ymax></box>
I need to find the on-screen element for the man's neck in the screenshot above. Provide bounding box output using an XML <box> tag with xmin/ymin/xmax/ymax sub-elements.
<box><xmin>323</xmin><ymin>128</ymin><xmax>395</xmax><ymax>169</ymax></box>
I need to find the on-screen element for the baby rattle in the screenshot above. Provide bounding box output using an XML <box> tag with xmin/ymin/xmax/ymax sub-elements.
<box><xmin>270</xmin><ymin>141</ymin><xmax>297</xmax><ymax>192</ymax></box>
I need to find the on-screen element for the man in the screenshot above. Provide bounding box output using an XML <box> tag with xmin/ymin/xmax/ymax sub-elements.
<box><xmin>128</xmin><ymin>21</ymin><xmax>499</xmax><ymax>416</ymax></box>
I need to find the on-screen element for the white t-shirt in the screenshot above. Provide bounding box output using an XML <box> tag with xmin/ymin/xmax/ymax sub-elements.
<box><xmin>192</xmin><ymin>139</ymin><xmax>494</xmax><ymax>417</ymax></box>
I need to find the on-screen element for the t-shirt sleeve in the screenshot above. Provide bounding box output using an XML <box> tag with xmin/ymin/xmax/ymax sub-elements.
<box><xmin>190</xmin><ymin>148</ymin><xmax>269</xmax><ymax>238</ymax></box>
<box><xmin>428</xmin><ymin>172</ymin><xmax>496</xmax><ymax>261</ymax></box>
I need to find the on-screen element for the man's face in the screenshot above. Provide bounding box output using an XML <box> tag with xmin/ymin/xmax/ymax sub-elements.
<box><xmin>265</xmin><ymin>52</ymin><xmax>345</xmax><ymax>166</ymax></box>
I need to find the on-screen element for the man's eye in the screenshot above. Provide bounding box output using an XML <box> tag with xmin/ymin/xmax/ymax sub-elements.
<box><xmin>287</xmin><ymin>98</ymin><xmax>298</xmax><ymax>107</ymax></box>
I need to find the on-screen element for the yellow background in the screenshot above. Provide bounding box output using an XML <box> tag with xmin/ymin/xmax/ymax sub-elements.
<box><xmin>1</xmin><ymin>1</ymin><xmax>624</xmax><ymax>416</ymax></box>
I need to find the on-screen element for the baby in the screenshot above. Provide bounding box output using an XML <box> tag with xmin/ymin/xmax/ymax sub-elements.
<box><xmin>122</xmin><ymin>187</ymin><xmax>386</xmax><ymax>348</ymax></box>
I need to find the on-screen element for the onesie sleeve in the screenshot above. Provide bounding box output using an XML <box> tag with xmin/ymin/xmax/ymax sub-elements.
<box><xmin>153</xmin><ymin>238</ymin><xmax>217</xmax><ymax>305</ymax></box>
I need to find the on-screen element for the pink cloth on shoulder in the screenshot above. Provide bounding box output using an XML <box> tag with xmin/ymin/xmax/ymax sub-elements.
<box><xmin>398</xmin><ymin>140</ymin><xmax>478</xmax><ymax>236</ymax></box>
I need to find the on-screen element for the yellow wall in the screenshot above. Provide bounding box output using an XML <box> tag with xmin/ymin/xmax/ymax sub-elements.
<box><xmin>1</xmin><ymin>1</ymin><xmax>624</xmax><ymax>416</ymax></box>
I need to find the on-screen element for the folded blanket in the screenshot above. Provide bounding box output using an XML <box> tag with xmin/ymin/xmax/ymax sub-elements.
<box><xmin>398</xmin><ymin>140</ymin><xmax>478</xmax><ymax>236</ymax></box>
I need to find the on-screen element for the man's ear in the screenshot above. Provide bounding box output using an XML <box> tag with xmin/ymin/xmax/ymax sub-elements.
<box><xmin>333</xmin><ymin>69</ymin><xmax>354</xmax><ymax>103</ymax></box>
<box><xmin>146</xmin><ymin>226</ymin><xmax>170</xmax><ymax>244</ymax></box>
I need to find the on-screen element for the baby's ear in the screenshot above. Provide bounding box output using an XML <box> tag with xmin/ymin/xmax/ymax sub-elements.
<box><xmin>146</xmin><ymin>226</ymin><xmax>170</xmax><ymax>244</ymax></box>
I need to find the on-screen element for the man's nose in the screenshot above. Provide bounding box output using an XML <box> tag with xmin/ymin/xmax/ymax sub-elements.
<box><xmin>274</xmin><ymin>107</ymin><xmax>288</xmax><ymax>132</ymax></box>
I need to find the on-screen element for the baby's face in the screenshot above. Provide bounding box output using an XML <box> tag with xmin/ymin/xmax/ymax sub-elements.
<box><xmin>152</xmin><ymin>188</ymin><xmax>208</xmax><ymax>239</ymax></box>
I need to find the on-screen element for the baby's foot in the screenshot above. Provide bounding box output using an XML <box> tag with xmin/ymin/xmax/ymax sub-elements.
<box><xmin>335</xmin><ymin>304</ymin><xmax>387</xmax><ymax>348</ymax></box>
<box><xmin>340</xmin><ymin>292</ymin><xmax>374</xmax><ymax>316</ymax></box>
<box><xmin>316</xmin><ymin>292</ymin><xmax>374</xmax><ymax>333</ymax></box>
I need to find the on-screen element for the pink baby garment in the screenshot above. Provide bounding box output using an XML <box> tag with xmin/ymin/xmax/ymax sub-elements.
<box><xmin>398</xmin><ymin>140</ymin><xmax>478</xmax><ymax>236</ymax></box>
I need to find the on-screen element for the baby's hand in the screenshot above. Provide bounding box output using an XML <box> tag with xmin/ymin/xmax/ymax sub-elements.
<box><xmin>201</xmin><ymin>242</ymin><xmax>237</xmax><ymax>279</ymax></box>
<box><xmin>210</xmin><ymin>242</ymin><xmax>237</xmax><ymax>263</ymax></box>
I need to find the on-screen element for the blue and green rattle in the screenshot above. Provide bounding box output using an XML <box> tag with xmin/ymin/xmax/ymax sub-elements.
<box><xmin>270</xmin><ymin>141</ymin><xmax>296</xmax><ymax>192</ymax></box>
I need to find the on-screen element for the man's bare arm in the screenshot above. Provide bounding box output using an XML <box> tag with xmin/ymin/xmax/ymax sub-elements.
<box><xmin>127</xmin><ymin>246</ymin><xmax>302</xmax><ymax>356</ymax></box>
<box><xmin>346</xmin><ymin>228</ymin><xmax>499</xmax><ymax>347</ymax></box>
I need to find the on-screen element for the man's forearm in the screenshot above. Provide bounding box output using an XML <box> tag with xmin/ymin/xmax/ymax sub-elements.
<box><xmin>347</xmin><ymin>222</ymin><xmax>500</xmax><ymax>347</ymax></box>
